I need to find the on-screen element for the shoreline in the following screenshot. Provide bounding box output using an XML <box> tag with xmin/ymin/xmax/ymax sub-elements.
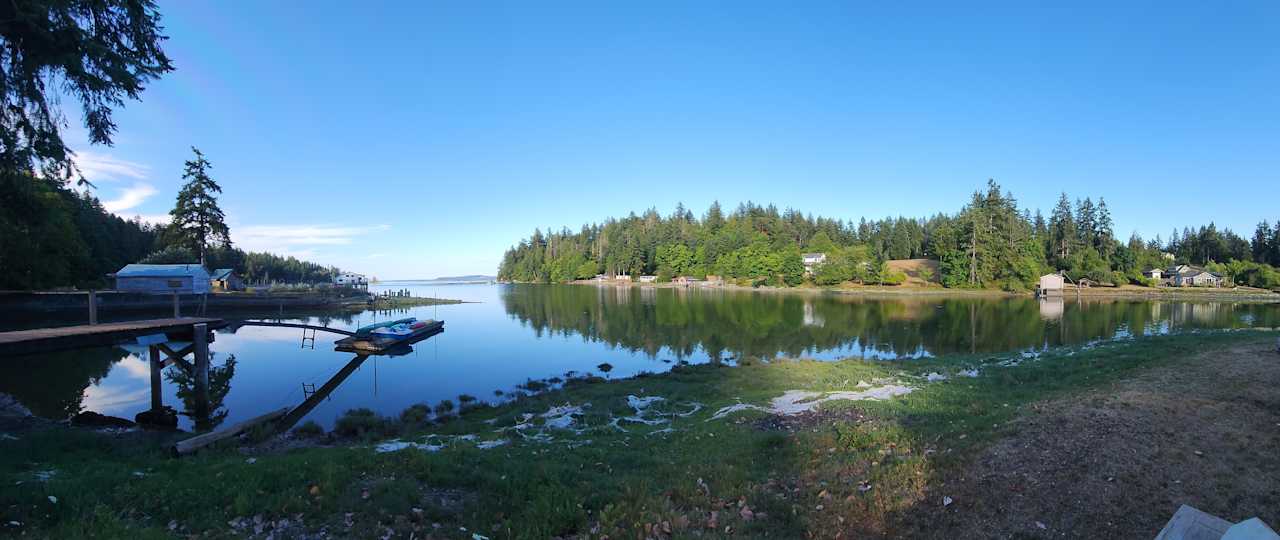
<box><xmin>3</xmin><ymin>329</ymin><xmax>1276</xmax><ymax>537</ymax></box>
<box><xmin>554</xmin><ymin>279</ymin><xmax>1280</xmax><ymax>301</ymax></box>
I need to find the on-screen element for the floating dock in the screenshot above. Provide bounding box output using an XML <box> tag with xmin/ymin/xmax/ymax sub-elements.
<box><xmin>334</xmin><ymin>320</ymin><xmax>444</xmax><ymax>354</ymax></box>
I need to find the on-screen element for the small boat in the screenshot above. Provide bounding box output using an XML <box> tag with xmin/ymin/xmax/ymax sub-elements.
<box><xmin>355</xmin><ymin>317</ymin><xmax>416</xmax><ymax>336</ymax></box>
<box><xmin>335</xmin><ymin>319</ymin><xmax>445</xmax><ymax>354</ymax></box>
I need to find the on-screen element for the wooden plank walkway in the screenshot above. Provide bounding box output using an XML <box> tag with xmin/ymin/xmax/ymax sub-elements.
<box><xmin>0</xmin><ymin>317</ymin><xmax>225</xmax><ymax>358</ymax></box>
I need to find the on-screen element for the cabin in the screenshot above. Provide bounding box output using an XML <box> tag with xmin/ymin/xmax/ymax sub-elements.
<box><xmin>334</xmin><ymin>272</ymin><xmax>368</xmax><ymax>288</ymax></box>
<box><xmin>673</xmin><ymin>276</ymin><xmax>703</xmax><ymax>286</ymax></box>
<box><xmin>210</xmin><ymin>268</ymin><xmax>245</xmax><ymax>292</ymax></box>
<box><xmin>1142</xmin><ymin>268</ymin><xmax>1163</xmax><ymax>282</ymax></box>
<box><xmin>1077</xmin><ymin>278</ymin><xmax>1098</xmax><ymax>288</ymax></box>
<box><xmin>1037</xmin><ymin>273</ymin><xmax>1065</xmax><ymax>297</ymax></box>
<box><xmin>114</xmin><ymin>264</ymin><xmax>212</xmax><ymax>294</ymax></box>
<box><xmin>614</xmin><ymin>274</ymin><xmax>632</xmax><ymax>282</ymax></box>
<box><xmin>637</xmin><ymin>275</ymin><xmax>658</xmax><ymax>283</ymax></box>
<box><xmin>1168</xmin><ymin>265</ymin><xmax>1223</xmax><ymax>287</ymax></box>
<box><xmin>801</xmin><ymin>253</ymin><xmax>828</xmax><ymax>275</ymax></box>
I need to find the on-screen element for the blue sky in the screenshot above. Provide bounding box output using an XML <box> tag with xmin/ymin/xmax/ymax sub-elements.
<box><xmin>76</xmin><ymin>1</ymin><xmax>1279</xmax><ymax>279</ymax></box>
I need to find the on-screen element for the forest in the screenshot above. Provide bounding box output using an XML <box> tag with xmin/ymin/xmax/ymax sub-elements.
<box><xmin>0</xmin><ymin>173</ymin><xmax>341</xmax><ymax>291</ymax></box>
<box><xmin>498</xmin><ymin>180</ymin><xmax>1280</xmax><ymax>291</ymax></box>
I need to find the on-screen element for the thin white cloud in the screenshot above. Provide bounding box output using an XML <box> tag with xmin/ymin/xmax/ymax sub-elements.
<box><xmin>234</xmin><ymin>224</ymin><xmax>390</xmax><ymax>254</ymax></box>
<box><xmin>102</xmin><ymin>182</ymin><xmax>157</xmax><ymax>213</ymax></box>
<box><xmin>130</xmin><ymin>213</ymin><xmax>171</xmax><ymax>226</ymax></box>
<box><xmin>74</xmin><ymin>151</ymin><xmax>150</xmax><ymax>182</ymax></box>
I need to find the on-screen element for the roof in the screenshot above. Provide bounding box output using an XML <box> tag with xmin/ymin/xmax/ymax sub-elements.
<box><xmin>116</xmin><ymin>264</ymin><xmax>209</xmax><ymax>278</ymax></box>
<box><xmin>211</xmin><ymin>268</ymin><xmax>235</xmax><ymax>280</ymax></box>
<box><xmin>801</xmin><ymin>253</ymin><xmax>826</xmax><ymax>258</ymax></box>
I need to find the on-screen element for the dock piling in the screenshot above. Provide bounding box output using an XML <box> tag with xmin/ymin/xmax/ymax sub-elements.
<box><xmin>192</xmin><ymin>323</ymin><xmax>210</xmax><ymax>425</ymax></box>
<box><xmin>149</xmin><ymin>345</ymin><xmax>162</xmax><ymax>410</ymax></box>
<box><xmin>87</xmin><ymin>290</ymin><xmax>98</xmax><ymax>325</ymax></box>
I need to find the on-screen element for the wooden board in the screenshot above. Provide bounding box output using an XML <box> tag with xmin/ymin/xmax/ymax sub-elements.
<box><xmin>0</xmin><ymin>317</ymin><xmax>225</xmax><ymax>358</ymax></box>
<box><xmin>172</xmin><ymin>407</ymin><xmax>289</xmax><ymax>456</ymax></box>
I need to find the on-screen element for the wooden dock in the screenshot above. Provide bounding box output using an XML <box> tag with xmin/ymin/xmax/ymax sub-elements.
<box><xmin>0</xmin><ymin>317</ymin><xmax>225</xmax><ymax>357</ymax></box>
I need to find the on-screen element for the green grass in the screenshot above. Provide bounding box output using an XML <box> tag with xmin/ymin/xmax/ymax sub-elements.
<box><xmin>1</xmin><ymin>330</ymin><xmax>1273</xmax><ymax>538</ymax></box>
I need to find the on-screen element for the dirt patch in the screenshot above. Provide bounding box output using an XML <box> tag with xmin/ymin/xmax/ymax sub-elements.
<box><xmin>886</xmin><ymin>259</ymin><xmax>941</xmax><ymax>286</ymax></box>
<box><xmin>899</xmin><ymin>341</ymin><xmax>1280</xmax><ymax>538</ymax></box>
<box><xmin>752</xmin><ymin>406</ymin><xmax>872</xmax><ymax>432</ymax></box>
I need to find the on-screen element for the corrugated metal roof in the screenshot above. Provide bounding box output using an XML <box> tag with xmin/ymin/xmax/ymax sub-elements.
<box><xmin>116</xmin><ymin>264</ymin><xmax>210</xmax><ymax>278</ymax></box>
<box><xmin>211</xmin><ymin>268</ymin><xmax>234</xmax><ymax>279</ymax></box>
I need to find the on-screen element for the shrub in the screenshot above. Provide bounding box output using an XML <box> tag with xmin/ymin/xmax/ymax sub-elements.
<box><xmin>399</xmin><ymin>403</ymin><xmax>431</xmax><ymax>425</ymax></box>
<box><xmin>433</xmin><ymin>400</ymin><xmax>455</xmax><ymax>417</ymax></box>
<box><xmin>292</xmin><ymin>420</ymin><xmax>324</xmax><ymax>437</ymax></box>
<box><xmin>333</xmin><ymin>408</ymin><xmax>391</xmax><ymax>439</ymax></box>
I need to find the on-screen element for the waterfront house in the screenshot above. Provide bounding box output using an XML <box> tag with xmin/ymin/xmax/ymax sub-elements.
<box><xmin>673</xmin><ymin>276</ymin><xmax>704</xmax><ymax>286</ymax></box>
<box><xmin>334</xmin><ymin>272</ymin><xmax>368</xmax><ymax>288</ymax></box>
<box><xmin>637</xmin><ymin>275</ymin><xmax>658</xmax><ymax>283</ymax></box>
<box><xmin>614</xmin><ymin>274</ymin><xmax>633</xmax><ymax>282</ymax></box>
<box><xmin>1167</xmin><ymin>264</ymin><xmax>1223</xmax><ymax>287</ymax></box>
<box><xmin>1142</xmin><ymin>268</ymin><xmax>1163</xmax><ymax>282</ymax></box>
<box><xmin>801</xmin><ymin>253</ymin><xmax>827</xmax><ymax>275</ymax></box>
<box><xmin>210</xmin><ymin>268</ymin><xmax>245</xmax><ymax>291</ymax></box>
<box><xmin>1037</xmin><ymin>273</ymin><xmax>1065</xmax><ymax>297</ymax></box>
<box><xmin>114</xmin><ymin>264</ymin><xmax>211</xmax><ymax>294</ymax></box>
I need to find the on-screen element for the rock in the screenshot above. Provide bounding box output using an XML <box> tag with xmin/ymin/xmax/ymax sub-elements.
<box><xmin>740</xmin><ymin>506</ymin><xmax>754</xmax><ymax>521</ymax></box>
<box><xmin>135</xmin><ymin>407</ymin><xmax>178</xmax><ymax>429</ymax></box>
<box><xmin>72</xmin><ymin>411</ymin><xmax>136</xmax><ymax>428</ymax></box>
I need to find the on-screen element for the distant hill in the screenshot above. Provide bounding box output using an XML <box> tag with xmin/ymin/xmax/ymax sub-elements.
<box><xmin>429</xmin><ymin>275</ymin><xmax>495</xmax><ymax>282</ymax></box>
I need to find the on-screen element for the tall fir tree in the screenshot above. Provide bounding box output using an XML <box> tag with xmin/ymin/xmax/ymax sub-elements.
<box><xmin>165</xmin><ymin>148</ymin><xmax>230</xmax><ymax>265</ymax></box>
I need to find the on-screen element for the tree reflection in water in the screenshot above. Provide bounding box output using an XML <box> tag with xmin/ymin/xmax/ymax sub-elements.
<box><xmin>500</xmin><ymin>284</ymin><xmax>1280</xmax><ymax>360</ymax></box>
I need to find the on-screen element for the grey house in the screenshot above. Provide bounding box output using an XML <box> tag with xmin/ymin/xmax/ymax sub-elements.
<box><xmin>114</xmin><ymin>264</ymin><xmax>212</xmax><ymax>294</ymax></box>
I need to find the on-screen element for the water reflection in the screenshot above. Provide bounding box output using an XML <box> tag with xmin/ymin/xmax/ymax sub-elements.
<box><xmin>2</xmin><ymin>284</ymin><xmax>1277</xmax><ymax>431</ymax></box>
<box><xmin>499</xmin><ymin>284</ymin><xmax>1280</xmax><ymax>360</ymax></box>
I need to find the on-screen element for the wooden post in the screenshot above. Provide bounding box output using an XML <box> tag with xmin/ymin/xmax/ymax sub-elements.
<box><xmin>173</xmin><ymin>292</ymin><xmax>180</xmax><ymax>318</ymax></box>
<box><xmin>192</xmin><ymin>323</ymin><xmax>210</xmax><ymax>427</ymax></box>
<box><xmin>276</xmin><ymin>354</ymin><xmax>370</xmax><ymax>433</ymax></box>
<box><xmin>149</xmin><ymin>345</ymin><xmax>162</xmax><ymax>411</ymax></box>
<box><xmin>87</xmin><ymin>290</ymin><xmax>98</xmax><ymax>325</ymax></box>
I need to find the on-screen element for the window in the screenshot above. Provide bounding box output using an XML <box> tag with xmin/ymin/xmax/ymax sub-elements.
<box><xmin>167</xmin><ymin>280</ymin><xmax>183</xmax><ymax>288</ymax></box>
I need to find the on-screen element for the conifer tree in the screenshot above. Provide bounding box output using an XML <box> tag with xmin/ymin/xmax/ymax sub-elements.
<box><xmin>165</xmin><ymin>148</ymin><xmax>230</xmax><ymax>265</ymax></box>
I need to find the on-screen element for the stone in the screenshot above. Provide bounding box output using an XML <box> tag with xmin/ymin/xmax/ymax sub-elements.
<box><xmin>72</xmin><ymin>411</ymin><xmax>135</xmax><ymax>428</ymax></box>
<box><xmin>135</xmin><ymin>407</ymin><xmax>178</xmax><ymax>429</ymax></box>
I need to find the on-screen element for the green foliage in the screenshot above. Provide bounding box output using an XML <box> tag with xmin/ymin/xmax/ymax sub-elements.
<box><xmin>333</xmin><ymin>408</ymin><xmax>392</xmax><ymax>439</ymax></box>
<box><xmin>0</xmin><ymin>0</ymin><xmax>173</xmax><ymax>181</ymax></box>
<box><xmin>163</xmin><ymin>148</ymin><xmax>230</xmax><ymax>264</ymax></box>
<box><xmin>0</xmin><ymin>175</ymin><xmax>157</xmax><ymax>290</ymax></box>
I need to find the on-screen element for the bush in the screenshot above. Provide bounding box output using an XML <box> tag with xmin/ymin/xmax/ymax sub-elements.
<box><xmin>433</xmin><ymin>400</ymin><xmax>455</xmax><ymax>417</ymax></box>
<box><xmin>880</xmin><ymin>269</ymin><xmax>907</xmax><ymax>286</ymax></box>
<box><xmin>333</xmin><ymin>408</ymin><xmax>392</xmax><ymax>439</ymax></box>
<box><xmin>399</xmin><ymin>403</ymin><xmax>431</xmax><ymax>425</ymax></box>
<box><xmin>292</xmin><ymin>420</ymin><xmax>324</xmax><ymax>437</ymax></box>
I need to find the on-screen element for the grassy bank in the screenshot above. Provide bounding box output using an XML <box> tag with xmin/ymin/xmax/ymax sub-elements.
<box><xmin>1</xmin><ymin>330</ymin><xmax>1276</xmax><ymax>538</ymax></box>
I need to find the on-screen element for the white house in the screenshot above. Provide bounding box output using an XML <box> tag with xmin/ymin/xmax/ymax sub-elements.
<box><xmin>637</xmin><ymin>275</ymin><xmax>658</xmax><ymax>283</ymax></box>
<box><xmin>1037</xmin><ymin>273</ymin><xmax>1065</xmax><ymax>297</ymax></box>
<box><xmin>801</xmin><ymin>253</ymin><xmax>828</xmax><ymax>275</ymax></box>
<box><xmin>334</xmin><ymin>272</ymin><xmax>368</xmax><ymax>287</ymax></box>
<box><xmin>114</xmin><ymin>264</ymin><xmax>211</xmax><ymax>294</ymax></box>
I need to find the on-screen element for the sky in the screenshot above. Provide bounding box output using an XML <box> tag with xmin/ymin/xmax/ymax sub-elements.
<box><xmin>74</xmin><ymin>1</ymin><xmax>1280</xmax><ymax>279</ymax></box>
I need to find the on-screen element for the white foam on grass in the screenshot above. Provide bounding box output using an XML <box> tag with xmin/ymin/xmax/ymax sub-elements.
<box><xmin>709</xmin><ymin>384</ymin><xmax>914</xmax><ymax>421</ymax></box>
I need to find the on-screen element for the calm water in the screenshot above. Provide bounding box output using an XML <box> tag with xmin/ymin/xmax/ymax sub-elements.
<box><xmin>2</xmin><ymin>283</ymin><xmax>1278</xmax><ymax>430</ymax></box>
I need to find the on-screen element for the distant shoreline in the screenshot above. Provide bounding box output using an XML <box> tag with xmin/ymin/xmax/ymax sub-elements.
<box><xmin>549</xmin><ymin>279</ymin><xmax>1280</xmax><ymax>301</ymax></box>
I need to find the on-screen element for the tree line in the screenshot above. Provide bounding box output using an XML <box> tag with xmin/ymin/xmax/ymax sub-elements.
<box><xmin>0</xmin><ymin>149</ymin><xmax>343</xmax><ymax>290</ymax></box>
<box><xmin>499</xmin><ymin>180</ymin><xmax>1280</xmax><ymax>291</ymax></box>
